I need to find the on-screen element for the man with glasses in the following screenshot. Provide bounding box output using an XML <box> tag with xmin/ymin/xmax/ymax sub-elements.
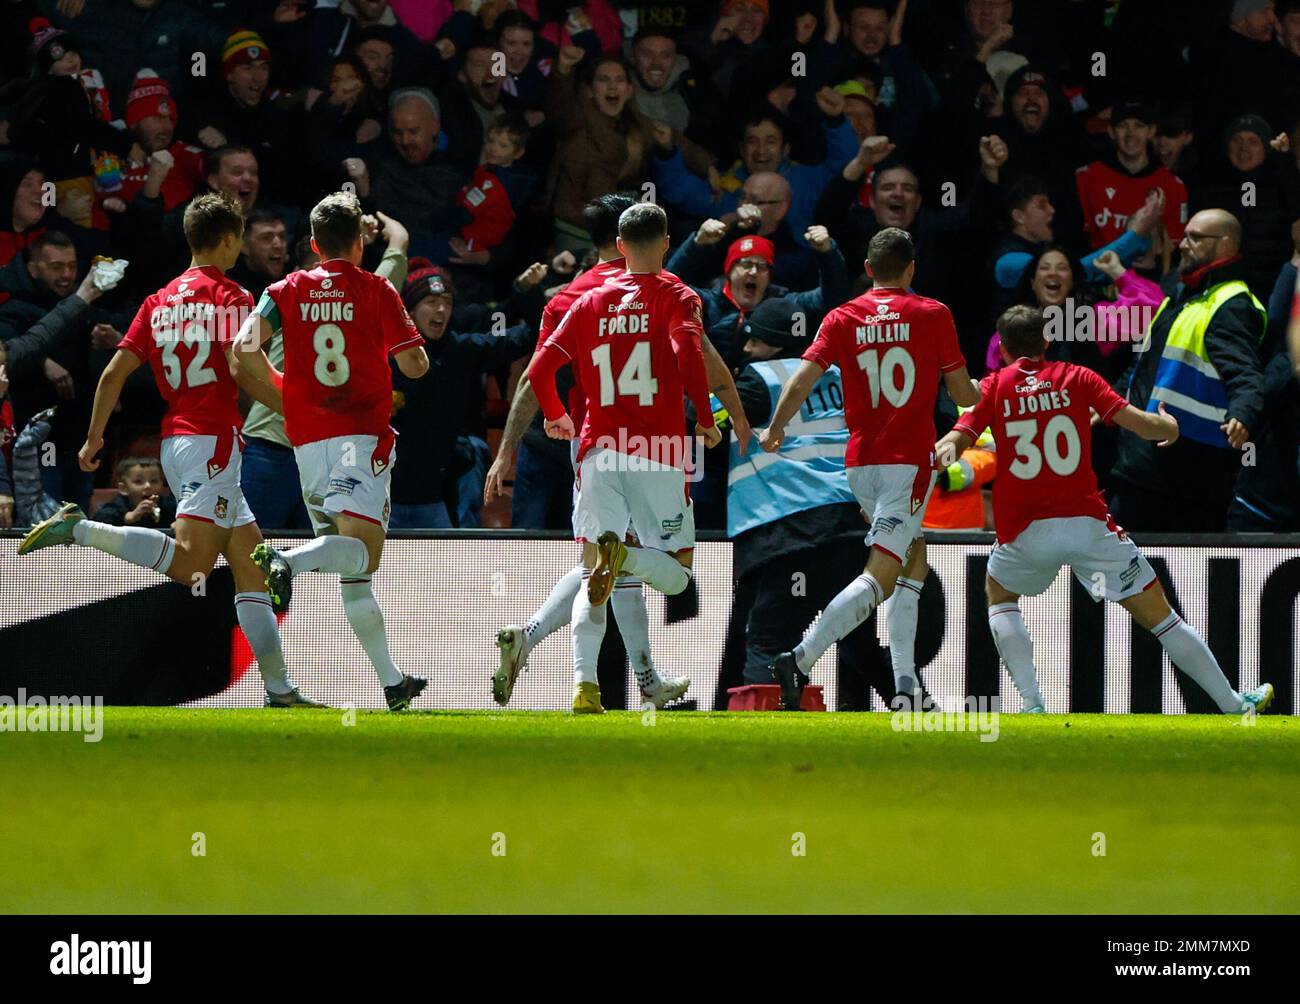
<box><xmin>1108</xmin><ymin>209</ymin><xmax>1267</xmax><ymax>531</ymax></box>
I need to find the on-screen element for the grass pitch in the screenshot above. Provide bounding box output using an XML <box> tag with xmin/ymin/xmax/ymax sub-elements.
<box><xmin>3</xmin><ymin>708</ymin><xmax>1297</xmax><ymax>913</ymax></box>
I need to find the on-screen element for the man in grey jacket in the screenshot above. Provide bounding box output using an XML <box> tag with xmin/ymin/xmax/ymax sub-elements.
<box><xmin>0</xmin><ymin>232</ymin><xmax>128</xmax><ymax>509</ymax></box>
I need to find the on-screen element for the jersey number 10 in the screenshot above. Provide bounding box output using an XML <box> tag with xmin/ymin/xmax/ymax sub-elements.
<box><xmin>857</xmin><ymin>346</ymin><xmax>915</xmax><ymax>408</ymax></box>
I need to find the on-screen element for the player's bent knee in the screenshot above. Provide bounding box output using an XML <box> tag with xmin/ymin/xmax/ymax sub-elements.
<box><xmin>984</xmin><ymin>575</ymin><xmax>1018</xmax><ymax>606</ymax></box>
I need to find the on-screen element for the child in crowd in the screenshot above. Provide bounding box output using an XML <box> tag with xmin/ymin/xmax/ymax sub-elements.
<box><xmin>91</xmin><ymin>456</ymin><xmax>176</xmax><ymax>528</ymax></box>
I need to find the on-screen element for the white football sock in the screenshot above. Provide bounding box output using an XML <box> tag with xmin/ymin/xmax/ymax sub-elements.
<box><xmin>619</xmin><ymin>545</ymin><xmax>689</xmax><ymax>595</ymax></box>
<box><xmin>988</xmin><ymin>602</ymin><xmax>1043</xmax><ymax>709</ymax></box>
<box><xmin>73</xmin><ymin>520</ymin><xmax>175</xmax><ymax>575</ymax></box>
<box><xmin>610</xmin><ymin>578</ymin><xmax>662</xmax><ymax>694</ymax></box>
<box><xmin>794</xmin><ymin>573</ymin><xmax>884</xmax><ymax>673</ymax></box>
<box><xmin>524</xmin><ymin>564</ymin><xmax>582</xmax><ymax>651</ymax></box>
<box><xmin>284</xmin><ymin>535</ymin><xmax>369</xmax><ymax>577</ymax></box>
<box><xmin>1152</xmin><ymin>611</ymin><xmax>1242</xmax><ymax>713</ymax></box>
<box><xmin>340</xmin><ymin>576</ymin><xmax>403</xmax><ymax>687</ymax></box>
<box><xmin>889</xmin><ymin>575</ymin><xmax>924</xmax><ymax>693</ymax></box>
<box><xmin>571</xmin><ymin>572</ymin><xmax>606</xmax><ymax>686</ymax></box>
<box><xmin>234</xmin><ymin>592</ymin><xmax>294</xmax><ymax>694</ymax></box>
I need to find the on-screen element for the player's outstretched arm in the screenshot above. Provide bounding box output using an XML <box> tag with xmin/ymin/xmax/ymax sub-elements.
<box><xmin>485</xmin><ymin>375</ymin><xmax>541</xmax><ymax>502</ymax></box>
<box><xmin>943</xmin><ymin>366</ymin><xmax>981</xmax><ymax>408</ymax></box>
<box><xmin>701</xmin><ymin>334</ymin><xmax>751</xmax><ymax>453</ymax></box>
<box><xmin>1113</xmin><ymin>401</ymin><xmax>1179</xmax><ymax>447</ymax></box>
<box><xmin>935</xmin><ymin>428</ymin><xmax>975</xmax><ymax>469</ymax></box>
<box><xmin>758</xmin><ymin>359</ymin><xmax>824</xmax><ymax>452</ymax></box>
<box><xmin>395</xmin><ymin>344</ymin><xmax>429</xmax><ymax>379</ymax></box>
<box><xmin>80</xmin><ymin>348</ymin><xmax>142</xmax><ymax>471</ymax></box>
<box><xmin>227</xmin><ymin>314</ymin><xmax>283</xmax><ymax>414</ymax></box>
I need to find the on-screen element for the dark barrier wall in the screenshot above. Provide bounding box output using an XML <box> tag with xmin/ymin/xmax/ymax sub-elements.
<box><xmin>1</xmin><ymin>533</ymin><xmax>1296</xmax><ymax>713</ymax></box>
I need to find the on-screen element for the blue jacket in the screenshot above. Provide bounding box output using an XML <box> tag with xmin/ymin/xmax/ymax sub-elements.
<box><xmin>652</xmin><ymin>115</ymin><xmax>859</xmax><ymax>248</ymax></box>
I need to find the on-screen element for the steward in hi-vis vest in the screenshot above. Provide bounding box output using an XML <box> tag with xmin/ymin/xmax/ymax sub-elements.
<box><xmin>1109</xmin><ymin>243</ymin><xmax>1266</xmax><ymax>532</ymax></box>
<box><xmin>720</xmin><ymin>297</ymin><xmax>899</xmax><ymax>707</ymax></box>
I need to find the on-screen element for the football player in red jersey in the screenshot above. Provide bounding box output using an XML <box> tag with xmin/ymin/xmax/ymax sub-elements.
<box><xmin>758</xmin><ymin>227</ymin><xmax>981</xmax><ymax>710</ymax></box>
<box><xmin>229</xmin><ymin>192</ymin><xmax>432</xmax><ymax>711</ymax></box>
<box><xmin>18</xmin><ymin>193</ymin><xmax>319</xmax><ymax>707</ymax></box>
<box><xmin>488</xmin><ymin>194</ymin><xmax>748</xmax><ymax>711</ymax></box>
<box><xmin>528</xmin><ymin>202</ymin><xmax>720</xmax><ymax>713</ymax></box>
<box><xmin>937</xmin><ymin>305</ymin><xmax>1273</xmax><ymax>715</ymax></box>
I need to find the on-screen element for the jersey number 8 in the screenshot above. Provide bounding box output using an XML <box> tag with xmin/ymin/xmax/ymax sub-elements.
<box><xmin>313</xmin><ymin>323</ymin><xmax>350</xmax><ymax>387</ymax></box>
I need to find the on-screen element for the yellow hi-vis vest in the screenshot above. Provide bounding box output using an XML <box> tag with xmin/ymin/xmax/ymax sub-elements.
<box><xmin>1142</xmin><ymin>280</ymin><xmax>1266</xmax><ymax>447</ymax></box>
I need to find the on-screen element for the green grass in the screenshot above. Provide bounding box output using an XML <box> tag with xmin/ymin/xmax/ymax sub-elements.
<box><xmin>3</xmin><ymin>707</ymin><xmax>1297</xmax><ymax>913</ymax></box>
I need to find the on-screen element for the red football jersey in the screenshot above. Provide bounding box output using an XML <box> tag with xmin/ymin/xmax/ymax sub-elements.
<box><xmin>256</xmin><ymin>260</ymin><xmax>422</xmax><ymax>447</ymax></box>
<box><xmin>538</xmin><ymin>256</ymin><xmax>627</xmax><ymax>426</ymax></box>
<box><xmin>120</xmin><ymin>265</ymin><xmax>249</xmax><ymax>438</ymax></box>
<box><xmin>803</xmin><ymin>287</ymin><xmax>965</xmax><ymax>468</ymax></box>
<box><xmin>531</xmin><ymin>270</ymin><xmax>713</xmax><ymax>468</ymax></box>
<box><xmin>1075</xmin><ymin>160</ymin><xmax>1188</xmax><ymax>249</ymax></box>
<box><xmin>954</xmin><ymin>357</ymin><xmax>1129</xmax><ymax>544</ymax></box>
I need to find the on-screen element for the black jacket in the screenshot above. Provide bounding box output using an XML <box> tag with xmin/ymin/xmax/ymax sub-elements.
<box><xmin>1110</xmin><ymin>257</ymin><xmax>1266</xmax><ymax>502</ymax></box>
<box><xmin>389</xmin><ymin>322</ymin><xmax>533</xmax><ymax>506</ymax></box>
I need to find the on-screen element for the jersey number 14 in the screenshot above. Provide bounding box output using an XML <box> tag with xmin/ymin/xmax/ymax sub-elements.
<box><xmin>591</xmin><ymin>341</ymin><xmax>658</xmax><ymax>406</ymax></box>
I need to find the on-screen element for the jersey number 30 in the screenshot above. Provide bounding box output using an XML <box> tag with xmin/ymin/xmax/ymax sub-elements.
<box><xmin>591</xmin><ymin>341</ymin><xmax>657</xmax><ymax>406</ymax></box>
<box><xmin>313</xmin><ymin>323</ymin><xmax>350</xmax><ymax>387</ymax></box>
<box><xmin>1005</xmin><ymin>415</ymin><xmax>1082</xmax><ymax>479</ymax></box>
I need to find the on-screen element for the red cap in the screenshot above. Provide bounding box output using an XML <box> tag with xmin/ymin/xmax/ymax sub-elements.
<box><xmin>724</xmin><ymin>234</ymin><xmax>776</xmax><ymax>275</ymax></box>
<box><xmin>126</xmin><ymin>69</ymin><xmax>177</xmax><ymax>128</ymax></box>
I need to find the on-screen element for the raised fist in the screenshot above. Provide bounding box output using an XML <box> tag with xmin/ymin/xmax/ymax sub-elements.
<box><xmin>815</xmin><ymin>85</ymin><xmax>846</xmax><ymax>118</ymax></box>
<box><xmin>805</xmin><ymin>225</ymin><xmax>833</xmax><ymax>252</ymax></box>
<box><xmin>696</xmin><ymin>219</ymin><xmax>728</xmax><ymax>246</ymax></box>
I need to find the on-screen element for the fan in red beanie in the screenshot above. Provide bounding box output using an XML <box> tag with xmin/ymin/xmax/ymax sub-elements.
<box><xmin>402</xmin><ymin>258</ymin><xmax>455</xmax><ymax>342</ymax></box>
<box><xmin>110</xmin><ymin>69</ymin><xmax>206</xmax><ymax>213</ymax></box>
<box><xmin>723</xmin><ymin>234</ymin><xmax>776</xmax><ymax>311</ymax></box>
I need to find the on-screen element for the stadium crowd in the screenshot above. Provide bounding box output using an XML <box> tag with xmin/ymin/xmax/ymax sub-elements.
<box><xmin>0</xmin><ymin>0</ymin><xmax>1297</xmax><ymax>535</ymax></box>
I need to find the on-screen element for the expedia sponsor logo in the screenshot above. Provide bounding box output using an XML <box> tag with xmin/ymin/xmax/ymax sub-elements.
<box><xmin>1015</xmin><ymin>375</ymin><xmax>1052</xmax><ymax>393</ymax></box>
<box><xmin>660</xmin><ymin>513</ymin><xmax>684</xmax><ymax>539</ymax></box>
<box><xmin>1119</xmin><ymin>557</ymin><xmax>1141</xmax><ymax>587</ymax></box>
<box><xmin>309</xmin><ymin>288</ymin><xmax>347</xmax><ymax>299</ymax></box>
<box><xmin>179</xmin><ymin>481</ymin><xmax>203</xmax><ymax>501</ymax></box>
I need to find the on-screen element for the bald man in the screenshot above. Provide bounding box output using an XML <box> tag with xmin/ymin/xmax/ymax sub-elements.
<box><xmin>368</xmin><ymin>90</ymin><xmax>465</xmax><ymax>258</ymax></box>
<box><xmin>696</xmin><ymin>172</ymin><xmax>825</xmax><ymax>292</ymax></box>
<box><xmin>1108</xmin><ymin>208</ymin><xmax>1267</xmax><ymax>534</ymax></box>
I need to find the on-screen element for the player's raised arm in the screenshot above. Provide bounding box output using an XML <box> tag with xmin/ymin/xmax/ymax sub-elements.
<box><xmin>80</xmin><ymin>347</ymin><xmax>143</xmax><ymax>471</ymax></box>
<box><xmin>758</xmin><ymin>358</ymin><xmax>825</xmax><ymax>453</ymax></box>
